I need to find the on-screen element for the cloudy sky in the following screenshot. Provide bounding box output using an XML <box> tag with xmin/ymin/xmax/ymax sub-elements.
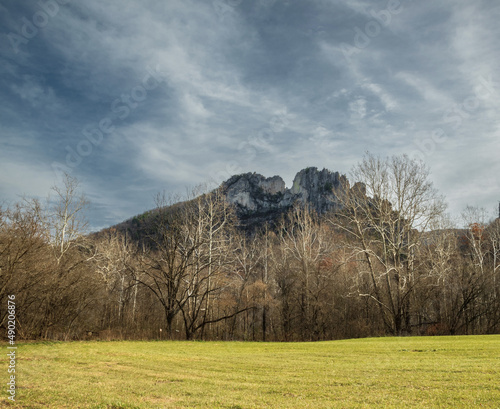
<box><xmin>1</xmin><ymin>0</ymin><xmax>499</xmax><ymax>231</ymax></box>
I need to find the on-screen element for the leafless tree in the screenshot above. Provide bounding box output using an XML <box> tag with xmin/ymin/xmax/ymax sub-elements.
<box><xmin>0</xmin><ymin>200</ymin><xmax>50</xmax><ymax>333</ymax></box>
<box><xmin>331</xmin><ymin>153</ymin><xmax>446</xmax><ymax>335</ymax></box>
<box><xmin>277</xmin><ymin>204</ymin><xmax>337</xmax><ymax>340</ymax></box>
<box><xmin>179</xmin><ymin>187</ymin><xmax>244</xmax><ymax>340</ymax></box>
<box><xmin>46</xmin><ymin>172</ymin><xmax>89</xmax><ymax>264</ymax></box>
<box><xmin>137</xmin><ymin>188</ymin><xmax>249</xmax><ymax>339</ymax></box>
<box><xmin>457</xmin><ymin>206</ymin><xmax>500</xmax><ymax>333</ymax></box>
<box><xmin>93</xmin><ymin>228</ymin><xmax>138</xmax><ymax>333</ymax></box>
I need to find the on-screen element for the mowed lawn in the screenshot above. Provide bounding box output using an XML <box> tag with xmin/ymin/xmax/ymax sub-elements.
<box><xmin>2</xmin><ymin>335</ymin><xmax>499</xmax><ymax>408</ymax></box>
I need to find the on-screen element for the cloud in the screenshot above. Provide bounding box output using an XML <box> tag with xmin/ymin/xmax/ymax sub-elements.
<box><xmin>361</xmin><ymin>82</ymin><xmax>398</xmax><ymax>112</ymax></box>
<box><xmin>395</xmin><ymin>71</ymin><xmax>453</xmax><ymax>107</ymax></box>
<box><xmin>1</xmin><ymin>0</ymin><xmax>499</xmax><ymax>229</ymax></box>
<box><xmin>0</xmin><ymin>159</ymin><xmax>55</xmax><ymax>204</ymax></box>
<box><xmin>10</xmin><ymin>75</ymin><xmax>61</xmax><ymax>112</ymax></box>
<box><xmin>349</xmin><ymin>98</ymin><xmax>367</xmax><ymax>119</ymax></box>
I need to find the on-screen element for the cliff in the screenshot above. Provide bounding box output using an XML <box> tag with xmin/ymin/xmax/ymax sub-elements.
<box><xmin>222</xmin><ymin>167</ymin><xmax>348</xmax><ymax>230</ymax></box>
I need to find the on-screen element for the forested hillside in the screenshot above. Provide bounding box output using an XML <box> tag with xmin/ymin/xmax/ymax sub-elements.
<box><xmin>1</xmin><ymin>154</ymin><xmax>499</xmax><ymax>341</ymax></box>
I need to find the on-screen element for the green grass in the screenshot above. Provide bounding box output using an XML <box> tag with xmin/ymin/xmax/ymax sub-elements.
<box><xmin>2</xmin><ymin>335</ymin><xmax>499</xmax><ymax>408</ymax></box>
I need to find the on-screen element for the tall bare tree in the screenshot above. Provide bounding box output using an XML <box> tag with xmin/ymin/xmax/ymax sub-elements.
<box><xmin>136</xmin><ymin>192</ymin><xmax>199</xmax><ymax>337</ymax></box>
<box><xmin>47</xmin><ymin>172</ymin><xmax>89</xmax><ymax>264</ymax></box>
<box><xmin>458</xmin><ymin>206</ymin><xmax>500</xmax><ymax>333</ymax></box>
<box><xmin>278</xmin><ymin>204</ymin><xmax>336</xmax><ymax>340</ymax></box>
<box><xmin>179</xmin><ymin>187</ymin><xmax>240</xmax><ymax>340</ymax></box>
<box><xmin>93</xmin><ymin>229</ymin><xmax>138</xmax><ymax>332</ymax></box>
<box><xmin>332</xmin><ymin>153</ymin><xmax>446</xmax><ymax>335</ymax></box>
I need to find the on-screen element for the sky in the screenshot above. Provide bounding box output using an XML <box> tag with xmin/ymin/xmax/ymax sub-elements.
<box><xmin>1</xmin><ymin>0</ymin><xmax>499</xmax><ymax>231</ymax></box>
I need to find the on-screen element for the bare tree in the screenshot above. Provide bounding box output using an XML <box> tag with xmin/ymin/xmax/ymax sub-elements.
<box><xmin>0</xmin><ymin>200</ymin><xmax>50</xmax><ymax>332</ymax></box>
<box><xmin>486</xmin><ymin>218</ymin><xmax>500</xmax><ymax>332</ymax></box>
<box><xmin>331</xmin><ymin>153</ymin><xmax>446</xmax><ymax>335</ymax></box>
<box><xmin>268</xmin><ymin>225</ymin><xmax>296</xmax><ymax>340</ymax></box>
<box><xmin>227</xmin><ymin>227</ymin><xmax>264</xmax><ymax>340</ymax></box>
<box><xmin>137</xmin><ymin>188</ymin><xmax>247</xmax><ymax>339</ymax></box>
<box><xmin>416</xmin><ymin>217</ymin><xmax>458</xmax><ymax>334</ymax></box>
<box><xmin>136</xmin><ymin>192</ymin><xmax>198</xmax><ymax>337</ymax></box>
<box><xmin>457</xmin><ymin>206</ymin><xmax>500</xmax><ymax>333</ymax></box>
<box><xmin>178</xmin><ymin>187</ymin><xmax>243</xmax><ymax>340</ymax></box>
<box><xmin>93</xmin><ymin>229</ymin><xmax>138</xmax><ymax>333</ymax></box>
<box><xmin>46</xmin><ymin>172</ymin><xmax>89</xmax><ymax>264</ymax></box>
<box><xmin>0</xmin><ymin>185</ymin><xmax>98</xmax><ymax>340</ymax></box>
<box><xmin>278</xmin><ymin>204</ymin><xmax>336</xmax><ymax>340</ymax></box>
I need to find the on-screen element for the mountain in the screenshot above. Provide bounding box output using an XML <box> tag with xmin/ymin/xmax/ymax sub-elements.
<box><xmin>222</xmin><ymin>167</ymin><xmax>348</xmax><ymax>230</ymax></box>
<box><xmin>112</xmin><ymin>167</ymin><xmax>349</xmax><ymax>237</ymax></box>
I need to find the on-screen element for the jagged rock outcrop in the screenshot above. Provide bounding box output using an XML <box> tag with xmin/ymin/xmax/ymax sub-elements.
<box><xmin>112</xmin><ymin>167</ymin><xmax>351</xmax><ymax>238</ymax></box>
<box><xmin>223</xmin><ymin>173</ymin><xmax>286</xmax><ymax>212</ymax></box>
<box><xmin>221</xmin><ymin>167</ymin><xmax>348</xmax><ymax>230</ymax></box>
<box><xmin>290</xmin><ymin>167</ymin><xmax>347</xmax><ymax>214</ymax></box>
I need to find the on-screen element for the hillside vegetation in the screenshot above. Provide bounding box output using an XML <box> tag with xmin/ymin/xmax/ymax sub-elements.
<box><xmin>1</xmin><ymin>153</ymin><xmax>499</xmax><ymax>341</ymax></box>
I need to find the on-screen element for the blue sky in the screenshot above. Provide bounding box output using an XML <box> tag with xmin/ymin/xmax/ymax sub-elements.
<box><xmin>1</xmin><ymin>0</ymin><xmax>499</xmax><ymax>231</ymax></box>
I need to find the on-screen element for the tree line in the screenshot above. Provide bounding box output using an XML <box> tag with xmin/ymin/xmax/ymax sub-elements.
<box><xmin>1</xmin><ymin>154</ymin><xmax>499</xmax><ymax>341</ymax></box>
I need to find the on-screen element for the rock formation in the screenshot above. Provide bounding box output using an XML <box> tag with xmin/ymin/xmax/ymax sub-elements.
<box><xmin>222</xmin><ymin>167</ymin><xmax>348</xmax><ymax>230</ymax></box>
<box><xmin>113</xmin><ymin>167</ymin><xmax>351</xmax><ymax>238</ymax></box>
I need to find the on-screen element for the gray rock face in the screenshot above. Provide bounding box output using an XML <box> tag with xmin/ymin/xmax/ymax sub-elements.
<box><xmin>290</xmin><ymin>167</ymin><xmax>347</xmax><ymax>214</ymax></box>
<box><xmin>221</xmin><ymin>167</ymin><xmax>348</xmax><ymax>229</ymax></box>
<box><xmin>222</xmin><ymin>173</ymin><xmax>287</xmax><ymax>213</ymax></box>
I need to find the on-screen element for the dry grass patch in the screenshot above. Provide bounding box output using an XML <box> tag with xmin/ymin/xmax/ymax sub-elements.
<box><xmin>1</xmin><ymin>335</ymin><xmax>499</xmax><ymax>408</ymax></box>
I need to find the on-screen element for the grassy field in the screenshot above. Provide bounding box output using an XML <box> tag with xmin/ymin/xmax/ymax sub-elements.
<box><xmin>2</xmin><ymin>335</ymin><xmax>499</xmax><ymax>408</ymax></box>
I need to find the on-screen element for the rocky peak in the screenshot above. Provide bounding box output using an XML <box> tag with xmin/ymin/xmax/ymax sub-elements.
<box><xmin>290</xmin><ymin>167</ymin><xmax>348</xmax><ymax>214</ymax></box>
<box><xmin>222</xmin><ymin>173</ymin><xmax>286</xmax><ymax>212</ymax></box>
<box><xmin>221</xmin><ymin>168</ymin><xmax>349</xmax><ymax>230</ymax></box>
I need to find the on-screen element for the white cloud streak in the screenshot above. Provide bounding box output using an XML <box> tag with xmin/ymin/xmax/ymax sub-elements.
<box><xmin>1</xmin><ymin>0</ymin><xmax>499</xmax><ymax>228</ymax></box>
